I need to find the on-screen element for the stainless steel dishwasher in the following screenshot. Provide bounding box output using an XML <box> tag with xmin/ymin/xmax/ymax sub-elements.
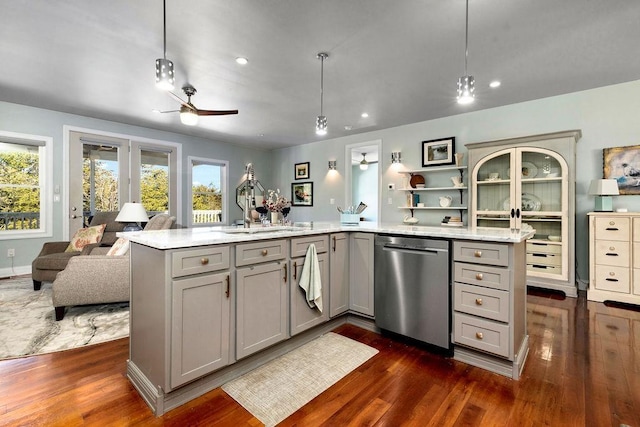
<box><xmin>374</xmin><ymin>234</ymin><xmax>451</xmax><ymax>352</ymax></box>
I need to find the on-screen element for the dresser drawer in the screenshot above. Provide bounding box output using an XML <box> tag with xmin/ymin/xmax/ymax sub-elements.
<box><xmin>290</xmin><ymin>235</ymin><xmax>328</xmax><ymax>257</ymax></box>
<box><xmin>527</xmin><ymin>264</ymin><xmax>562</xmax><ymax>275</ymax></box>
<box><xmin>171</xmin><ymin>246</ymin><xmax>230</xmax><ymax>278</ymax></box>
<box><xmin>527</xmin><ymin>241</ymin><xmax>562</xmax><ymax>255</ymax></box>
<box><xmin>235</xmin><ymin>240</ymin><xmax>287</xmax><ymax>267</ymax></box>
<box><xmin>454</xmin><ymin>283</ymin><xmax>509</xmax><ymax>322</ymax></box>
<box><xmin>454</xmin><ymin>312</ymin><xmax>510</xmax><ymax>358</ymax></box>
<box><xmin>593</xmin><ymin>264</ymin><xmax>630</xmax><ymax>293</ymax></box>
<box><xmin>453</xmin><ymin>241</ymin><xmax>509</xmax><ymax>267</ymax></box>
<box><xmin>526</xmin><ymin>252</ymin><xmax>562</xmax><ymax>266</ymax></box>
<box><xmin>594</xmin><ymin>240</ymin><xmax>630</xmax><ymax>267</ymax></box>
<box><xmin>454</xmin><ymin>262</ymin><xmax>509</xmax><ymax>291</ymax></box>
<box><xmin>594</xmin><ymin>217</ymin><xmax>630</xmax><ymax>241</ymax></box>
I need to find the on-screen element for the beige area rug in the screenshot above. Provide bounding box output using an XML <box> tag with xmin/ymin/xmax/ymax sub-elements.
<box><xmin>222</xmin><ymin>332</ymin><xmax>378</xmax><ymax>426</ymax></box>
<box><xmin>0</xmin><ymin>277</ymin><xmax>129</xmax><ymax>360</ymax></box>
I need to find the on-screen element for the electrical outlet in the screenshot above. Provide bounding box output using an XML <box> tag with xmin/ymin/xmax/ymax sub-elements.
<box><xmin>388</xmin><ymin>183</ymin><xmax>395</xmax><ymax>190</ymax></box>
<box><xmin>7</xmin><ymin>248</ymin><xmax>15</xmax><ymax>257</ymax></box>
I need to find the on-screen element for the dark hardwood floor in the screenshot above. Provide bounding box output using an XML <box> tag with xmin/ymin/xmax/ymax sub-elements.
<box><xmin>1</xmin><ymin>289</ymin><xmax>639</xmax><ymax>426</ymax></box>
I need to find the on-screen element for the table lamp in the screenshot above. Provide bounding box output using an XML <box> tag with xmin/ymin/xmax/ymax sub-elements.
<box><xmin>588</xmin><ymin>179</ymin><xmax>619</xmax><ymax>212</ymax></box>
<box><xmin>115</xmin><ymin>202</ymin><xmax>149</xmax><ymax>231</ymax></box>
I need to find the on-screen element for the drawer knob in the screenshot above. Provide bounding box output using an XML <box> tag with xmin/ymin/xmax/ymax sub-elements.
<box><xmin>609</xmin><ymin>221</ymin><xmax>615</xmax><ymax>226</ymax></box>
<box><xmin>475</xmin><ymin>298</ymin><xmax>483</xmax><ymax>305</ymax></box>
<box><xmin>609</xmin><ymin>246</ymin><xmax>615</xmax><ymax>251</ymax></box>
<box><xmin>475</xmin><ymin>273</ymin><xmax>484</xmax><ymax>280</ymax></box>
<box><xmin>609</xmin><ymin>271</ymin><xmax>616</xmax><ymax>277</ymax></box>
<box><xmin>476</xmin><ymin>332</ymin><xmax>484</xmax><ymax>340</ymax></box>
<box><xmin>261</xmin><ymin>249</ymin><xmax>268</xmax><ymax>256</ymax></box>
<box><xmin>200</xmin><ymin>258</ymin><xmax>209</xmax><ymax>265</ymax></box>
<box><xmin>474</xmin><ymin>250</ymin><xmax>482</xmax><ymax>258</ymax></box>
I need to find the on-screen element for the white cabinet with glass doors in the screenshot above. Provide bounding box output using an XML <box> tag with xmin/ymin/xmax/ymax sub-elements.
<box><xmin>466</xmin><ymin>130</ymin><xmax>580</xmax><ymax>297</ymax></box>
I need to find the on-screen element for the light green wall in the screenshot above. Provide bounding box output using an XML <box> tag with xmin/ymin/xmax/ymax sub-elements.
<box><xmin>272</xmin><ymin>80</ymin><xmax>640</xmax><ymax>288</ymax></box>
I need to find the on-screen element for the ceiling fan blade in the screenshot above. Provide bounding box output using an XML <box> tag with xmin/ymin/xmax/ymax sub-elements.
<box><xmin>167</xmin><ymin>91</ymin><xmax>188</xmax><ymax>107</ymax></box>
<box><xmin>157</xmin><ymin>109</ymin><xmax>180</xmax><ymax>114</ymax></box>
<box><xmin>196</xmin><ymin>109</ymin><xmax>239</xmax><ymax>116</ymax></box>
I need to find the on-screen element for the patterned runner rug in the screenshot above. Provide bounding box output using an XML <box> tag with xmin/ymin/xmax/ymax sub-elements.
<box><xmin>0</xmin><ymin>277</ymin><xmax>129</xmax><ymax>360</ymax></box>
<box><xmin>222</xmin><ymin>332</ymin><xmax>378</xmax><ymax>426</ymax></box>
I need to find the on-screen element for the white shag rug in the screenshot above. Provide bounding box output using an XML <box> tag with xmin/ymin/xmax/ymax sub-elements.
<box><xmin>0</xmin><ymin>277</ymin><xmax>129</xmax><ymax>360</ymax></box>
<box><xmin>222</xmin><ymin>332</ymin><xmax>378</xmax><ymax>426</ymax></box>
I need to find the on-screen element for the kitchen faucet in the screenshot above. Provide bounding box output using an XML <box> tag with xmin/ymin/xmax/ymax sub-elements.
<box><xmin>244</xmin><ymin>163</ymin><xmax>256</xmax><ymax>228</ymax></box>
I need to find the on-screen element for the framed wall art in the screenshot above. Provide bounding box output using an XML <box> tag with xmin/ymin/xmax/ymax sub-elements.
<box><xmin>422</xmin><ymin>137</ymin><xmax>456</xmax><ymax>167</ymax></box>
<box><xmin>294</xmin><ymin>162</ymin><xmax>310</xmax><ymax>180</ymax></box>
<box><xmin>291</xmin><ymin>181</ymin><xmax>313</xmax><ymax>206</ymax></box>
<box><xmin>603</xmin><ymin>144</ymin><xmax>640</xmax><ymax>195</ymax></box>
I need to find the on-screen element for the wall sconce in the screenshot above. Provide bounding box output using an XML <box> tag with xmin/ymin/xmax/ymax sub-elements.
<box><xmin>588</xmin><ymin>179</ymin><xmax>619</xmax><ymax>212</ymax></box>
<box><xmin>328</xmin><ymin>160</ymin><xmax>337</xmax><ymax>170</ymax></box>
<box><xmin>391</xmin><ymin>151</ymin><xmax>402</xmax><ymax>164</ymax></box>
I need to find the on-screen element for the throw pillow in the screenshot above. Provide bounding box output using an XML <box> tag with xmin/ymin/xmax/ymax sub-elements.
<box><xmin>106</xmin><ymin>237</ymin><xmax>130</xmax><ymax>256</ymax></box>
<box><xmin>64</xmin><ymin>224</ymin><xmax>107</xmax><ymax>252</ymax></box>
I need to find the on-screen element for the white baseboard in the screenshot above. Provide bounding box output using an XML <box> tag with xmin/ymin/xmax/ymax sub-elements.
<box><xmin>0</xmin><ymin>265</ymin><xmax>32</xmax><ymax>279</ymax></box>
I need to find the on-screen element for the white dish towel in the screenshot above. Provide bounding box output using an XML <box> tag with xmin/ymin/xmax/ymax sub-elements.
<box><xmin>299</xmin><ymin>243</ymin><xmax>323</xmax><ymax>312</ymax></box>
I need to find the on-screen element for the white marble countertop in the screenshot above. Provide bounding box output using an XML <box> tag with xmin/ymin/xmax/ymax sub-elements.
<box><xmin>119</xmin><ymin>221</ymin><xmax>534</xmax><ymax>250</ymax></box>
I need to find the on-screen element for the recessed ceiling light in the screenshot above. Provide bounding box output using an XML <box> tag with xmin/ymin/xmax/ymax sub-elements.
<box><xmin>344</xmin><ymin>125</ymin><xmax>353</xmax><ymax>131</ymax></box>
<box><xmin>235</xmin><ymin>57</ymin><xmax>248</xmax><ymax>65</ymax></box>
<box><xmin>489</xmin><ymin>80</ymin><xmax>501</xmax><ymax>88</ymax></box>
<box><xmin>361</xmin><ymin>112</ymin><xmax>369</xmax><ymax>118</ymax></box>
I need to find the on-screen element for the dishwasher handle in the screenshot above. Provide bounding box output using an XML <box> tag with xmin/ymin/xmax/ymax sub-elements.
<box><xmin>382</xmin><ymin>243</ymin><xmax>445</xmax><ymax>256</ymax></box>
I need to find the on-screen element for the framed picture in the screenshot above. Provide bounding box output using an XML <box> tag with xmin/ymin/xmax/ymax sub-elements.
<box><xmin>422</xmin><ymin>137</ymin><xmax>456</xmax><ymax>167</ymax></box>
<box><xmin>291</xmin><ymin>181</ymin><xmax>313</xmax><ymax>206</ymax></box>
<box><xmin>294</xmin><ymin>162</ymin><xmax>310</xmax><ymax>180</ymax></box>
<box><xmin>603</xmin><ymin>144</ymin><xmax>640</xmax><ymax>195</ymax></box>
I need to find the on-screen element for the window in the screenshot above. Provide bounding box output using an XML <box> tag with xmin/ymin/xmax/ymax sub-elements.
<box><xmin>0</xmin><ymin>131</ymin><xmax>52</xmax><ymax>239</ymax></box>
<box><xmin>139</xmin><ymin>149</ymin><xmax>170</xmax><ymax>216</ymax></box>
<box><xmin>189</xmin><ymin>157</ymin><xmax>228</xmax><ymax>226</ymax></box>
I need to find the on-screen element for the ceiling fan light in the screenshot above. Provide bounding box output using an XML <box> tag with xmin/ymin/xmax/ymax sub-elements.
<box><xmin>359</xmin><ymin>153</ymin><xmax>369</xmax><ymax>170</ymax></box>
<box><xmin>180</xmin><ymin>106</ymin><xmax>199</xmax><ymax>126</ymax></box>
<box><xmin>155</xmin><ymin>58</ymin><xmax>174</xmax><ymax>91</ymax></box>
<box><xmin>457</xmin><ymin>75</ymin><xmax>475</xmax><ymax>104</ymax></box>
<box><xmin>315</xmin><ymin>115</ymin><xmax>327</xmax><ymax>135</ymax></box>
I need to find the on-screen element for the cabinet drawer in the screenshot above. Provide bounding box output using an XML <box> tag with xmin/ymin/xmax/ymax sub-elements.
<box><xmin>527</xmin><ymin>264</ymin><xmax>562</xmax><ymax>275</ymax></box>
<box><xmin>171</xmin><ymin>246</ymin><xmax>230</xmax><ymax>278</ymax></box>
<box><xmin>454</xmin><ymin>312</ymin><xmax>510</xmax><ymax>358</ymax></box>
<box><xmin>454</xmin><ymin>262</ymin><xmax>510</xmax><ymax>291</ymax></box>
<box><xmin>526</xmin><ymin>252</ymin><xmax>562</xmax><ymax>266</ymax></box>
<box><xmin>594</xmin><ymin>217</ymin><xmax>630</xmax><ymax>241</ymax></box>
<box><xmin>290</xmin><ymin>235</ymin><xmax>328</xmax><ymax>257</ymax></box>
<box><xmin>527</xmin><ymin>241</ymin><xmax>562</xmax><ymax>255</ymax></box>
<box><xmin>453</xmin><ymin>241</ymin><xmax>509</xmax><ymax>267</ymax></box>
<box><xmin>235</xmin><ymin>240</ymin><xmax>287</xmax><ymax>267</ymax></box>
<box><xmin>454</xmin><ymin>283</ymin><xmax>509</xmax><ymax>322</ymax></box>
<box><xmin>594</xmin><ymin>240</ymin><xmax>630</xmax><ymax>267</ymax></box>
<box><xmin>593</xmin><ymin>264</ymin><xmax>630</xmax><ymax>293</ymax></box>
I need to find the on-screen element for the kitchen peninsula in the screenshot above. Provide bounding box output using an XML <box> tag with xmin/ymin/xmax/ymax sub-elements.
<box><xmin>123</xmin><ymin>223</ymin><xmax>533</xmax><ymax>415</ymax></box>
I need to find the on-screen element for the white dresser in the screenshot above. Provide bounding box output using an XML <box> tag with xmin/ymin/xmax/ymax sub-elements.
<box><xmin>588</xmin><ymin>212</ymin><xmax>640</xmax><ymax>305</ymax></box>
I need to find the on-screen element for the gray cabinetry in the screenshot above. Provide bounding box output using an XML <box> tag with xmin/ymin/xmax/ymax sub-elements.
<box><xmin>452</xmin><ymin>240</ymin><xmax>528</xmax><ymax>379</ymax></box>
<box><xmin>290</xmin><ymin>235</ymin><xmax>329</xmax><ymax>336</ymax></box>
<box><xmin>235</xmin><ymin>240</ymin><xmax>289</xmax><ymax>359</ymax></box>
<box><xmin>349</xmin><ymin>232</ymin><xmax>375</xmax><ymax>316</ymax></box>
<box><xmin>329</xmin><ymin>232</ymin><xmax>349</xmax><ymax>317</ymax></box>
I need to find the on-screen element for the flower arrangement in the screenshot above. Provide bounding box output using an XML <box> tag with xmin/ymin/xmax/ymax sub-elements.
<box><xmin>263</xmin><ymin>188</ymin><xmax>290</xmax><ymax>212</ymax></box>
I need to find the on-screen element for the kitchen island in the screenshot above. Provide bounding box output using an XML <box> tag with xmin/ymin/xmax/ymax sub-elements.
<box><xmin>123</xmin><ymin>222</ymin><xmax>533</xmax><ymax>415</ymax></box>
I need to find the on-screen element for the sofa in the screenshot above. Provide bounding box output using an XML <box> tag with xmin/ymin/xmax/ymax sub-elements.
<box><xmin>52</xmin><ymin>213</ymin><xmax>175</xmax><ymax>320</ymax></box>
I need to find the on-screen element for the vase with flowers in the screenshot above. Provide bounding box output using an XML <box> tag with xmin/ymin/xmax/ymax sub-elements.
<box><xmin>263</xmin><ymin>189</ymin><xmax>291</xmax><ymax>224</ymax></box>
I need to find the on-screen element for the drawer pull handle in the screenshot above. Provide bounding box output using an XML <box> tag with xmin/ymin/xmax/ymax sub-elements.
<box><xmin>225</xmin><ymin>275</ymin><xmax>230</xmax><ymax>298</ymax></box>
<box><xmin>475</xmin><ymin>298</ymin><xmax>483</xmax><ymax>305</ymax></box>
<box><xmin>605</xmin><ymin>278</ymin><xmax>619</xmax><ymax>282</ymax></box>
<box><xmin>476</xmin><ymin>332</ymin><xmax>484</xmax><ymax>340</ymax></box>
<box><xmin>605</xmin><ymin>252</ymin><xmax>619</xmax><ymax>256</ymax></box>
<box><xmin>605</xmin><ymin>227</ymin><xmax>619</xmax><ymax>231</ymax></box>
<box><xmin>201</xmin><ymin>258</ymin><xmax>209</xmax><ymax>265</ymax></box>
<box><xmin>261</xmin><ymin>249</ymin><xmax>268</xmax><ymax>256</ymax></box>
<box><xmin>475</xmin><ymin>273</ymin><xmax>483</xmax><ymax>280</ymax></box>
<box><xmin>474</xmin><ymin>250</ymin><xmax>482</xmax><ymax>258</ymax></box>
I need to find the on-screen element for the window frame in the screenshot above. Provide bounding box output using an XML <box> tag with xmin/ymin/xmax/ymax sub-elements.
<box><xmin>0</xmin><ymin>130</ymin><xmax>53</xmax><ymax>240</ymax></box>
<box><xmin>188</xmin><ymin>156</ymin><xmax>228</xmax><ymax>227</ymax></box>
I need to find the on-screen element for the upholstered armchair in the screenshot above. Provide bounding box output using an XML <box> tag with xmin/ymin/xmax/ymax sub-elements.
<box><xmin>51</xmin><ymin>214</ymin><xmax>175</xmax><ymax>320</ymax></box>
<box><xmin>31</xmin><ymin>211</ymin><xmax>125</xmax><ymax>290</ymax></box>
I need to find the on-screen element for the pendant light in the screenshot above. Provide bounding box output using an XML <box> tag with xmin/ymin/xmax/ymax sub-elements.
<box><xmin>359</xmin><ymin>153</ymin><xmax>369</xmax><ymax>170</ymax></box>
<box><xmin>155</xmin><ymin>0</ymin><xmax>175</xmax><ymax>91</ymax></box>
<box><xmin>315</xmin><ymin>52</ymin><xmax>329</xmax><ymax>135</ymax></box>
<box><xmin>456</xmin><ymin>0</ymin><xmax>475</xmax><ymax>104</ymax></box>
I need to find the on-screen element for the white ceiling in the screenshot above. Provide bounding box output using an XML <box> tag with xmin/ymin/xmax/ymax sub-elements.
<box><xmin>1</xmin><ymin>1</ymin><xmax>639</xmax><ymax>149</ymax></box>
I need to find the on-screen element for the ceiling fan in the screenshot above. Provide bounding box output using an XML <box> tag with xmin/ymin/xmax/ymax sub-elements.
<box><xmin>163</xmin><ymin>84</ymin><xmax>238</xmax><ymax>126</ymax></box>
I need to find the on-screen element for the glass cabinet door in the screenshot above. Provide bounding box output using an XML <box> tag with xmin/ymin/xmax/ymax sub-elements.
<box><xmin>472</xmin><ymin>148</ymin><xmax>515</xmax><ymax>230</ymax></box>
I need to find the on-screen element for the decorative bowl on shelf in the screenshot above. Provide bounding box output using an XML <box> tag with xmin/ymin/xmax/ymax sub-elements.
<box><xmin>403</xmin><ymin>216</ymin><xmax>419</xmax><ymax>224</ymax></box>
<box><xmin>548</xmin><ymin>235</ymin><xmax>561</xmax><ymax>242</ymax></box>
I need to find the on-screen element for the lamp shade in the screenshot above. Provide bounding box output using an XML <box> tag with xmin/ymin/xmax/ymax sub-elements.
<box><xmin>588</xmin><ymin>179</ymin><xmax>619</xmax><ymax>196</ymax></box>
<box><xmin>116</xmin><ymin>203</ymin><xmax>149</xmax><ymax>224</ymax></box>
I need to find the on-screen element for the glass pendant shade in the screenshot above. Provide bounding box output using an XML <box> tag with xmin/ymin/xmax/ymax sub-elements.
<box><xmin>180</xmin><ymin>106</ymin><xmax>199</xmax><ymax>126</ymax></box>
<box><xmin>457</xmin><ymin>75</ymin><xmax>475</xmax><ymax>104</ymax></box>
<box><xmin>316</xmin><ymin>115</ymin><xmax>327</xmax><ymax>135</ymax></box>
<box><xmin>155</xmin><ymin>58</ymin><xmax>174</xmax><ymax>90</ymax></box>
<box><xmin>359</xmin><ymin>153</ymin><xmax>369</xmax><ymax>170</ymax></box>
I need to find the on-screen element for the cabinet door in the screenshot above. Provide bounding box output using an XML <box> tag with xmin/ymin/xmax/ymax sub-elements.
<box><xmin>349</xmin><ymin>233</ymin><xmax>375</xmax><ymax>316</ymax></box>
<box><xmin>329</xmin><ymin>233</ymin><xmax>350</xmax><ymax>317</ymax></box>
<box><xmin>471</xmin><ymin>148</ymin><xmax>516</xmax><ymax>230</ymax></box>
<box><xmin>171</xmin><ymin>272</ymin><xmax>231</xmax><ymax>389</ymax></box>
<box><xmin>290</xmin><ymin>252</ymin><xmax>329</xmax><ymax>335</ymax></box>
<box><xmin>236</xmin><ymin>261</ymin><xmax>288</xmax><ymax>359</ymax></box>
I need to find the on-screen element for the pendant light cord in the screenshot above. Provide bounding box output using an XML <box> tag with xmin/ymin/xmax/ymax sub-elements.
<box><xmin>464</xmin><ymin>0</ymin><xmax>469</xmax><ymax>75</ymax></box>
<box><xmin>163</xmin><ymin>0</ymin><xmax>167</xmax><ymax>60</ymax></box>
<box><xmin>319</xmin><ymin>55</ymin><xmax>324</xmax><ymax>116</ymax></box>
